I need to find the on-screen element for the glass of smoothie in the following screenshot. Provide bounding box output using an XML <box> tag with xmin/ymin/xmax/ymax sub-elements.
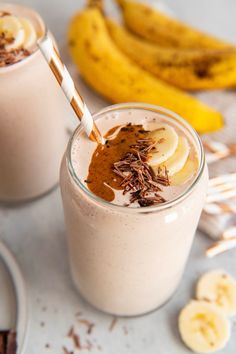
<box><xmin>60</xmin><ymin>103</ymin><xmax>208</xmax><ymax>316</ymax></box>
<box><xmin>0</xmin><ymin>4</ymin><xmax>69</xmax><ymax>202</ymax></box>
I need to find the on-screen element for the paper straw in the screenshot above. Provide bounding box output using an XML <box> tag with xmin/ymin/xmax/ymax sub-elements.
<box><xmin>206</xmin><ymin>238</ymin><xmax>236</xmax><ymax>258</ymax></box>
<box><xmin>38</xmin><ymin>35</ymin><xmax>104</xmax><ymax>145</ymax></box>
<box><xmin>204</xmin><ymin>202</ymin><xmax>236</xmax><ymax>215</ymax></box>
<box><xmin>223</xmin><ymin>226</ymin><xmax>236</xmax><ymax>239</ymax></box>
<box><xmin>206</xmin><ymin>188</ymin><xmax>236</xmax><ymax>204</ymax></box>
<box><xmin>209</xmin><ymin>173</ymin><xmax>236</xmax><ymax>187</ymax></box>
<box><xmin>203</xmin><ymin>141</ymin><xmax>236</xmax><ymax>164</ymax></box>
<box><xmin>208</xmin><ymin>181</ymin><xmax>236</xmax><ymax>195</ymax></box>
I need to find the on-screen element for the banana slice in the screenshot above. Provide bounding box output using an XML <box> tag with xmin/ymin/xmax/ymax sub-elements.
<box><xmin>19</xmin><ymin>17</ymin><xmax>37</xmax><ymax>49</ymax></box>
<box><xmin>148</xmin><ymin>123</ymin><xmax>179</xmax><ymax>166</ymax></box>
<box><xmin>196</xmin><ymin>270</ymin><xmax>236</xmax><ymax>317</ymax></box>
<box><xmin>179</xmin><ymin>300</ymin><xmax>230</xmax><ymax>353</ymax></box>
<box><xmin>160</xmin><ymin>136</ymin><xmax>190</xmax><ymax>176</ymax></box>
<box><xmin>170</xmin><ymin>156</ymin><xmax>198</xmax><ymax>185</ymax></box>
<box><xmin>0</xmin><ymin>15</ymin><xmax>25</xmax><ymax>50</ymax></box>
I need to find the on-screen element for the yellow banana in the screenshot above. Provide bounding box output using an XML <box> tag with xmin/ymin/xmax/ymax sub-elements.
<box><xmin>117</xmin><ymin>0</ymin><xmax>232</xmax><ymax>49</ymax></box>
<box><xmin>68</xmin><ymin>7</ymin><xmax>223</xmax><ymax>133</ymax></box>
<box><xmin>107</xmin><ymin>19</ymin><xmax>236</xmax><ymax>90</ymax></box>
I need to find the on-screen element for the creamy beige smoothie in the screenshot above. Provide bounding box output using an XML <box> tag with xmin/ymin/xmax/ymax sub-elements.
<box><xmin>0</xmin><ymin>4</ymin><xmax>69</xmax><ymax>202</ymax></box>
<box><xmin>60</xmin><ymin>103</ymin><xmax>208</xmax><ymax>316</ymax></box>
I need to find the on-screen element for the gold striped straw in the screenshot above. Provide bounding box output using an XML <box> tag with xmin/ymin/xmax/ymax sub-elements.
<box><xmin>206</xmin><ymin>237</ymin><xmax>236</xmax><ymax>258</ymax></box>
<box><xmin>206</xmin><ymin>227</ymin><xmax>236</xmax><ymax>257</ymax></box>
<box><xmin>204</xmin><ymin>201</ymin><xmax>236</xmax><ymax>215</ymax></box>
<box><xmin>203</xmin><ymin>140</ymin><xmax>236</xmax><ymax>164</ymax></box>
<box><xmin>38</xmin><ymin>35</ymin><xmax>105</xmax><ymax>145</ymax></box>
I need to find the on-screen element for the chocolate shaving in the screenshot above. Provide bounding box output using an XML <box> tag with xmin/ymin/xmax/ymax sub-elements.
<box><xmin>109</xmin><ymin>317</ymin><xmax>118</xmax><ymax>331</ymax></box>
<box><xmin>0</xmin><ymin>32</ymin><xmax>31</xmax><ymax>67</ymax></box>
<box><xmin>67</xmin><ymin>326</ymin><xmax>74</xmax><ymax>338</ymax></box>
<box><xmin>62</xmin><ymin>346</ymin><xmax>73</xmax><ymax>354</ymax></box>
<box><xmin>72</xmin><ymin>333</ymin><xmax>81</xmax><ymax>350</ymax></box>
<box><xmin>113</xmin><ymin>137</ymin><xmax>170</xmax><ymax>207</ymax></box>
<box><xmin>78</xmin><ymin>319</ymin><xmax>95</xmax><ymax>335</ymax></box>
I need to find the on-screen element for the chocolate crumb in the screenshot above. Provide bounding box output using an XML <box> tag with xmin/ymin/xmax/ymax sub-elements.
<box><xmin>72</xmin><ymin>334</ymin><xmax>81</xmax><ymax>350</ymax></box>
<box><xmin>78</xmin><ymin>319</ymin><xmax>95</xmax><ymax>335</ymax></box>
<box><xmin>109</xmin><ymin>317</ymin><xmax>118</xmax><ymax>331</ymax></box>
<box><xmin>84</xmin><ymin>179</ymin><xmax>92</xmax><ymax>184</ymax></box>
<box><xmin>62</xmin><ymin>346</ymin><xmax>73</xmax><ymax>354</ymax></box>
<box><xmin>67</xmin><ymin>326</ymin><xmax>74</xmax><ymax>338</ymax></box>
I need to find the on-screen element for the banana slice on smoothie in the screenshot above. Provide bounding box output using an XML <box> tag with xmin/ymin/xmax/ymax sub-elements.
<box><xmin>171</xmin><ymin>157</ymin><xmax>198</xmax><ymax>185</ymax></box>
<box><xmin>19</xmin><ymin>17</ymin><xmax>37</xmax><ymax>49</ymax></box>
<box><xmin>196</xmin><ymin>270</ymin><xmax>236</xmax><ymax>317</ymax></box>
<box><xmin>160</xmin><ymin>136</ymin><xmax>190</xmax><ymax>176</ymax></box>
<box><xmin>148</xmin><ymin>123</ymin><xmax>179</xmax><ymax>165</ymax></box>
<box><xmin>0</xmin><ymin>15</ymin><xmax>25</xmax><ymax>50</ymax></box>
<box><xmin>179</xmin><ymin>300</ymin><xmax>230</xmax><ymax>353</ymax></box>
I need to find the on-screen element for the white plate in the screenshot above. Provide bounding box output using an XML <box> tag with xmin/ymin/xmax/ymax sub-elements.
<box><xmin>0</xmin><ymin>241</ymin><xmax>28</xmax><ymax>354</ymax></box>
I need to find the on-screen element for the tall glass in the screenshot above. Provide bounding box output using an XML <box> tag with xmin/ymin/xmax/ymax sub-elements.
<box><xmin>0</xmin><ymin>3</ymin><xmax>69</xmax><ymax>202</ymax></box>
<box><xmin>60</xmin><ymin>103</ymin><xmax>208</xmax><ymax>316</ymax></box>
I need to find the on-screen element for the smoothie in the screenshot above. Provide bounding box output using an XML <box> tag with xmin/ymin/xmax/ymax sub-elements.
<box><xmin>0</xmin><ymin>4</ymin><xmax>69</xmax><ymax>202</ymax></box>
<box><xmin>60</xmin><ymin>103</ymin><xmax>208</xmax><ymax>316</ymax></box>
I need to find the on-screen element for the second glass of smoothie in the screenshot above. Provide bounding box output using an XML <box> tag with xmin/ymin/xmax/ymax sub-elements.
<box><xmin>60</xmin><ymin>103</ymin><xmax>208</xmax><ymax>316</ymax></box>
<box><xmin>0</xmin><ymin>3</ymin><xmax>69</xmax><ymax>202</ymax></box>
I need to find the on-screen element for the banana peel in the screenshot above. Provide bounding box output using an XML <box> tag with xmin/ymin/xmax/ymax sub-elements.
<box><xmin>117</xmin><ymin>0</ymin><xmax>233</xmax><ymax>50</ymax></box>
<box><xmin>107</xmin><ymin>19</ymin><xmax>236</xmax><ymax>91</ymax></box>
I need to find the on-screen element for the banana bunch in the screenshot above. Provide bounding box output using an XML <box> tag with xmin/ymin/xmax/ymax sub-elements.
<box><xmin>68</xmin><ymin>6</ymin><xmax>223</xmax><ymax>133</ymax></box>
<box><xmin>107</xmin><ymin>19</ymin><xmax>236</xmax><ymax>91</ymax></box>
<box><xmin>179</xmin><ymin>270</ymin><xmax>236</xmax><ymax>353</ymax></box>
<box><xmin>117</xmin><ymin>0</ymin><xmax>232</xmax><ymax>50</ymax></box>
<box><xmin>0</xmin><ymin>15</ymin><xmax>37</xmax><ymax>50</ymax></box>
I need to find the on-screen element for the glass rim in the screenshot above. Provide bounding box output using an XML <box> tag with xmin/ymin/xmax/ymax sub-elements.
<box><xmin>0</xmin><ymin>2</ymin><xmax>46</xmax><ymax>72</ymax></box>
<box><xmin>66</xmin><ymin>102</ymin><xmax>205</xmax><ymax>214</ymax></box>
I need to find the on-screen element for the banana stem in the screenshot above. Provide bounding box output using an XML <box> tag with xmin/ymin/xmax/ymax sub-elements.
<box><xmin>87</xmin><ymin>0</ymin><xmax>104</xmax><ymax>12</ymax></box>
<box><xmin>116</xmin><ymin>0</ymin><xmax>125</xmax><ymax>9</ymax></box>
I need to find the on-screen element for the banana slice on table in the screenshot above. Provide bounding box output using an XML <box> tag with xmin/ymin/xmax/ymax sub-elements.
<box><xmin>148</xmin><ymin>123</ymin><xmax>178</xmax><ymax>166</ymax></box>
<box><xmin>19</xmin><ymin>17</ymin><xmax>37</xmax><ymax>49</ymax></box>
<box><xmin>0</xmin><ymin>15</ymin><xmax>25</xmax><ymax>50</ymax></box>
<box><xmin>179</xmin><ymin>300</ymin><xmax>230</xmax><ymax>353</ymax></box>
<box><xmin>196</xmin><ymin>270</ymin><xmax>236</xmax><ymax>317</ymax></box>
<box><xmin>160</xmin><ymin>136</ymin><xmax>190</xmax><ymax>176</ymax></box>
